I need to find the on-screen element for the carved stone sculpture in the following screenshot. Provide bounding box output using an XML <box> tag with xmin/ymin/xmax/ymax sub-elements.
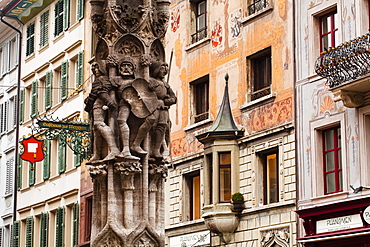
<box><xmin>85</xmin><ymin>0</ymin><xmax>174</xmax><ymax>246</ymax></box>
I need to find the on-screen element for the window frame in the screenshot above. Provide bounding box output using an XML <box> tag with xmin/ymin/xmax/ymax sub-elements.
<box><xmin>319</xmin><ymin>10</ymin><xmax>338</xmax><ymax>52</ymax></box>
<box><xmin>54</xmin><ymin>0</ymin><xmax>64</xmax><ymax>37</ymax></box>
<box><xmin>26</xmin><ymin>22</ymin><xmax>35</xmax><ymax>57</ymax></box>
<box><xmin>184</xmin><ymin>170</ymin><xmax>201</xmax><ymax>221</ymax></box>
<box><xmin>191</xmin><ymin>75</ymin><xmax>209</xmax><ymax>124</ymax></box>
<box><xmin>219</xmin><ymin>152</ymin><xmax>232</xmax><ymax>203</ymax></box>
<box><xmin>247</xmin><ymin>0</ymin><xmax>270</xmax><ymax>16</ymax></box>
<box><xmin>191</xmin><ymin>0</ymin><xmax>207</xmax><ymax>44</ymax></box>
<box><xmin>260</xmin><ymin>149</ymin><xmax>279</xmax><ymax>205</ymax></box>
<box><xmin>248</xmin><ymin>47</ymin><xmax>272</xmax><ymax>101</ymax></box>
<box><xmin>322</xmin><ymin>126</ymin><xmax>343</xmax><ymax>195</ymax></box>
<box><xmin>40</xmin><ymin>10</ymin><xmax>49</xmax><ymax>48</ymax></box>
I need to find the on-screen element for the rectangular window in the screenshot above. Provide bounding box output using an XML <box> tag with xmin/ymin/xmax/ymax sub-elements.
<box><xmin>249</xmin><ymin>48</ymin><xmax>272</xmax><ymax>101</ymax></box>
<box><xmin>9</xmin><ymin>36</ymin><xmax>18</xmax><ymax>70</ymax></box>
<box><xmin>191</xmin><ymin>0</ymin><xmax>207</xmax><ymax>44</ymax></box>
<box><xmin>84</xmin><ymin>196</ymin><xmax>93</xmax><ymax>243</ymax></box>
<box><xmin>1</xmin><ymin>101</ymin><xmax>8</xmax><ymax>133</ymax></box>
<box><xmin>319</xmin><ymin>10</ymin><xmax>338</xmax><ymax>52</ymax></box>
<box><xmin>323</xmin><ymin>126</ymin><xmax>343</xmax><ymax>194</ymax></box>
<box><xmin>54</xmin><ymin>0</ymin><xmax>64</xmax><ymax>36</ymax></box>
<box><xmin>192</xmin><ymin>75</ymin><xmax>209</xmax><ymax>123</ymax></box>
<box><xmin>219</xmin><ymin>152</ymin><xmax>231</xmax><ymax>202</ymax></box>
<box><xmin>45</xmin><ymin>71</ymin><xmax>53</xmax><ymax>109</ymax></box>
<box><xmin>26</xmin><ymin>22</ymin><xmax>35</xmax><ymax>56</ymax></box>
<box><xmin>185</xmin><ymin>171</ymin><xmax>201</xmax><ymax>221</ymax></box>
<box><xmin>248</xmin><ymin>0</ymin><xmax>269</xmax><ymax>15</ymax></box>
<box><xmin>29</xmin><ymin>163</ymin><xmax>35</xmax><ymax>186</ymax></box>
<box><xmin>206</xmin><ymin>153</ymin><xmax>213</xmax><ymax>205</ymax></box>
<box><xmin>43</xmin><ymin>139</ymin><xmax>51</xmax><ymax>180</ymax></box>
<box><xmin>5</xmin><ymin>158</ymin><xmax>14</xmax><ymax>195</ymax></box>
<box><xmin>263</xmin><ymin>152</ymin><xmax>278</xmax><ymax>204</ymax></box>
<box><xmin>72</xmin><ymin>202</ymin><xmax>79</xmax><ymax>247</ymax></box>
<box><xmin>76</xmin><ymin>51</ymin><xmax>84</xmax><ymax>87</ymax></box>
<box><xmin>40</xmin><ymin>11</ymin><xmax>49</xmax><ymax>48</ymax></box>
<box><xmin>17</xmin><ymin>155</ymin><xmax>22</xmax><ymax>190</ymax></box>
<box><xmin>20</xmin><ymin>89</ymin><xmax>25</xmax><ymax>123</ymax></box>
<box><xmin>0</xmin><ymin>46</ymin><xmax>5</xmax><ymax>76</ymax></box>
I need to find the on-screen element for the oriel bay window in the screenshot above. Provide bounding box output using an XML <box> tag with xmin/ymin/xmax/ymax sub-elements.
<box><xmin>219</xmin><ymin>152</ymin><xmax>231</xmax><ymax>202</ymax></box>
<box><xmin>323</xmin><ymin>126</ymin><xmax>343</xmax><ymax>194</ymax></box>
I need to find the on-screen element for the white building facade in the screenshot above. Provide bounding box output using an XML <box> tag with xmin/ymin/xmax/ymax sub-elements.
<box><xmin>295</xmin><ymin>0</ymin><xmax>370</xmax><ymax>246</ymax></box>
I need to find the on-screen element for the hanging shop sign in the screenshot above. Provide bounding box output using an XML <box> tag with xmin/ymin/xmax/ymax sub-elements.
<box><xmin>37</xmin><ymin>121</ymin><xmax>90</xmax><ymax>131</ymax></box>
<box><xmin>20</xmin><ymin>135</ymin><xmax>45</xmax><ymax>162</ymax></box>
<box><xmin>363</xmin><ymin>205</ymin><xmax>370</xmax><ymax>224</ymax></box>
<box><xmin>316</xmin><ymin>214</ymin><xmax>363</xmax><ymax>234</ymax></box>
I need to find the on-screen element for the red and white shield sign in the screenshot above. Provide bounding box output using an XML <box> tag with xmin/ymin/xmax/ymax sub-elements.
<box><xmin>20</xmin><ymin>136</ymin><xmax>45</xmax><ymax>162</ymax></box>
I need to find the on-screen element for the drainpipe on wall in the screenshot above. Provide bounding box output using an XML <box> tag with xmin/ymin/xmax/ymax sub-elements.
<box><xmin>0</xmin><ymin>10</ymin><xmax>23</xmax><ymax>225</ymax></box>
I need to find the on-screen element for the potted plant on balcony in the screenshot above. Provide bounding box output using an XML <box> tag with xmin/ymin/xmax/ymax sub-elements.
<box><xmin>231</xmin><ymin>192</ymin><xmax>244</xmax><ymax>212</ymax></box>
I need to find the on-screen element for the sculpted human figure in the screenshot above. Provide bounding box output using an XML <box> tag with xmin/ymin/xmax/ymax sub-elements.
<box><xmin>148</xmin><ymin>61</ymin><xmax>177</xmax><ymax>158</ymax></box>
<box><xmin>84</xmin><ymin>62</ymin><xmax>120</xmax><ymax>161</ymax></box>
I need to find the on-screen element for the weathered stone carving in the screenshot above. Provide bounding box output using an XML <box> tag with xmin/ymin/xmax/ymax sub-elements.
<box><xmin>260</xmin><ymin>227</ymin><xmax>290</xmax><ymax>247</ymax></box>
<box><xmin>86</xmin><ymin>0</ymin><xmax>173</xmax><ymax>246</ymax></box>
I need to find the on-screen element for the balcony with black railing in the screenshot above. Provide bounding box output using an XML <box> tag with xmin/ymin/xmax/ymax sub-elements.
<box><xmin>315</xmin><ymin>32</ymin><xmax>370</xmax><ymax>107</ymax></box>
<box><xmin>248</xmin><ymin>0</ymin><xmax>270</xmax><ymax>15</ymax></box>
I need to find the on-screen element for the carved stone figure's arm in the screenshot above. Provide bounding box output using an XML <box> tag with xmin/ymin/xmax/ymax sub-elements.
<box><xmin>163</xmin><ymin>86</ymin><xmax>177</xmax><ymax>106</ymax></box>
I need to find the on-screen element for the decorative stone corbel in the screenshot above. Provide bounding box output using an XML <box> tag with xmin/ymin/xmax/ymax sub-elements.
<box><xmin>332</xmin><ymin>90</ymin><xmax>365</xmax><ymax>108</ymax></box>
<box><xmin>202</xmin><ymin>204</ymin><xmax>239</xmax><ymax>244</ymax></box>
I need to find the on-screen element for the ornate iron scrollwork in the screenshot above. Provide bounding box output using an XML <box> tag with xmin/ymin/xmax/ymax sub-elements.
<box><xmin>315</xmin><ymin>32</ymin><xmax>370</xmax><ymax>88</ymax></box>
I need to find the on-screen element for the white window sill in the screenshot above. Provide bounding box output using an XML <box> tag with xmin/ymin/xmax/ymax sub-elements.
<box><xmin>186</xmin><ymin>38</ymin><xmax>211</xmax><ymax>52</ymax></box>
<box><xmin>240</xmin><ymin>91</ymin><xmax>276</xmax><ymax>110</ymax></box>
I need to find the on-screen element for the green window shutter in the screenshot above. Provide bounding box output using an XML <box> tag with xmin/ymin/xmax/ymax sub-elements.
<box><xmin>63</xmin><ymin>0</ymin><xmax>70</xmax><ymax>30</ymax></box>
<box><xmin>26</xmin><ymin>216</ymin><xmax>34</xmax><ymax>247</ymax></box>
<box><xmin>56</xmin><ymin>207</ymin><xmax>65</xmax><ymax>247</ymax></box>
<box><xmin>13</xmin><ymin>221</ymin><xmax>20</xmax><ymax>247</ymax></box>
<box><xmin>61</xmin><ymin>61</ymin><xmax>68</xmax><ymax>101</ymax></box>
<box><xmin>76</xmin><ymin>51</ymin><xmax>84</xmax><ymax>87</ymax></box>
<box><xmin>43</xmin><ymin>140</ymin><xmax>50</xmax><ymax>180</ymax></box>
<box><xmin>74</xmin><ymin>153</ymin><xmax>80</xmax><ymax>167</ymax></box>
<box><xmin>40</xmin><ymin>11</ymin><xmax>49</xmax><ymax>47</ymax></box>
<box><xmin>29</xmin><ymin>163</ymin><xmax>35</xmax><ymax>186</ymax></box>
<box><xmin>40</xmin><ymin>212</ymin><xmax>49</xmax><ymax>247</ymax></box>
<box><xmin>54</xmin><ymin>0</ymin><xmax>64</xmax><ymax>36</ymax></box>
<box><xmin>45</xmin><ymin>71</ymin><xmax>53</xmax><ymax>109</ymax></box>
<box><xmin>77</xmin><ymin>0</ymin><xmax>84</xmax><ymax>20</ymax></box>
<box><xmin>17</xmin><ymin>155</ymin><xmax>22</xmax><ymax>190</ymax></box>
<box><xmin>30</xmin><ymin>80</ymin><xmax>38</xmax><ymax>118</ymax></box>
<box><xmin>20</xmin><ymin>89</ymin><xmax>25</xmax><ymax>123</ymax></box>
<box><xmin>26</xmin><ymin>22</ymin><xmax>35</xmax><ymax>56</ymax></box>
<box><xmin>72</xmin><ymin>202</ymin><xmax>79</xmax><ymax>247</ymax></box>
<box><xmin>58</xmin><ymin>134</ymin><xmax>66</xmax><ymax>174</ymax></box>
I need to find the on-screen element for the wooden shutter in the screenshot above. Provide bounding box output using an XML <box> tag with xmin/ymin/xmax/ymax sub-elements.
<box><xmin>63</xmin><ymin>0</ymin><xmax>70</xmax><ymax>30</ymax></box>
<box><xmin>54</xmin><ymin>0</ymin><xmax>64</xmax><ymax>36</ymax></box>
<box><xmin>26</xmin><ymin>22</ymin><xmax>35</xmax><ymax>56</ymax></box>
<box><xmin>77</xmin><ymin>0</ymin><xmax>84</xmax><ymax>20</ymax></box>
<box><xmin>1</xmin><ymin>42</ymin><xmax>9</xmax><ymax>75</ymax></box>
<box><xmin>76</xmin><ymin>51</ymin><xmax>84</xmax><ymax>87</ymax></box>
<box><xmin>25</xmin><ymin>216</ymin><xmax>34</xmax><ymax>247</ymax></box>
<box><xmin>45</xmin><ymin>71</ymin><xmax>53</xmax><ymax>109</ymax></box>
<box><xmin>40</xmin><ymin>11</ymin><xmax>49</xmax><ymax>47</ymax></box>
<box><xmin>43</xmin><ymin>140</ymin><xmax>50</xmax><ymax>180</ymax></box>
<box><xmin>30</xmin><ymin>80</ymin><xmax>38</xmax><ymax>118</ymax></box>
<box><xmin>0</xmin><ymin>226</ymin><xmax>3</xmax><ymax>247</ymax></box>
<box><xmin>13</xmin><ymin>221</ymin><xmax>20</xmax><ymax>247</ymax></box>
<box><xmin>5</xmin><ymin>158</ymin><xmax>13</xmax><ymax>194</ymax></box>
<box><xmin>17</xmin><ymin>155</ymin><xmax>22</xmax><ymax>190</ymax></box>
<box><xmin>20</xmin><ymin>89</ymin><xmax>25</xmax><ymax>123</ymax></box>
<box><xmin>3</xmin><ymin>101</ymin><xmax>8</xmax><ymax>132</ymax></box>
<box><xmin>58</xmin><ymin>135</ymin><xmax>66</xmax><ymax>173</ymax></box>
<box><xmin>56</xmin><ymin>207</ymin><xmax>65</xmax><ymax>247</ymax></box>
<box><xmin>40</xmin><ymin>212</ymin><xmax>49</xmax><ymax>247</ymax></box>
<box><xmin>29</xmin><ymin>163</ymin><xmax>35</xmax><ymax>186</ymax></box>
<box><xmin>13</xmin><ymin>95</ymin><xmax>17</xmax><ymax>127</ymax></box>
<box><xmin>72</xmin><ymin>202</ymin><xmax>79</xmax><ymax>247</ymax></box>
<box><xmin>61</xmin><ymin>61</ymin><xmax>68</xmax><ymax>101</ymax></box>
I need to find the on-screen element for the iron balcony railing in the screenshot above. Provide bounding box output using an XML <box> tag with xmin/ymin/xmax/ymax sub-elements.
<box><xmin>248</xmin><ymin>0</ymin><xmax>269</xmax><ymax>15</ymax></box>
<box><xmin>315</xmin><ymin>32</ymin><xmax>370</xmax><ymax>88</ymax></box>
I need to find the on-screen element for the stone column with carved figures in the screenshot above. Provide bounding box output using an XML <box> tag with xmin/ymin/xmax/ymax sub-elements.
<box><xmin>85</xmin><ymin>0</ymin><xmax>174</xmax><ymax>246</ymax></box>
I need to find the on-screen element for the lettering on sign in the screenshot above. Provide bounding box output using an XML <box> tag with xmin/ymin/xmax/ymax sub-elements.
<box><xmin>169</xmin><ymin>230</ymin><xmax>210</xmax><ymax>247</ymax></box>
<box><xmin>316</xmin><ymin>214</ymin><xmax>363</xmax><ymax>234</ymax></box>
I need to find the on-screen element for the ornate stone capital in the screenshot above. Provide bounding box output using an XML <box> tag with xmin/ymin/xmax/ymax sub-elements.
<box><xmin>88</xmin><ymin>164</ymin><xmax>107</xmax><ymax>179</ymax></box>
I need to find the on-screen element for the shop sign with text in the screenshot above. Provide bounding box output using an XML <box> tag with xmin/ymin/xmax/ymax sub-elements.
<box><xmin>316</xmin><ymin>214</ymin><xmax>363</xmax><ymax>234</ymax></box>
<box><xmin>169</xmin><ymin>230</ymin><xmax>210</xmax><ymax>247</ymax></box>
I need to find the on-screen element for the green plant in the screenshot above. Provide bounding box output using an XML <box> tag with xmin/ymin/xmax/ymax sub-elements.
<box><xmin>231</xmin><ymin>192</ymin><xmax>244</xmax><ymax>203</ymax></box>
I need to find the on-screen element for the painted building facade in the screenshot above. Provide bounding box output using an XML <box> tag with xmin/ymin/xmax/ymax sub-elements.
<box><xmin>0</xmin><ymin>8</ymin><xmax>21</xmax><ymax>246</ymax></box>
<box><xmin>295</xmin><ymin>0</ymin><xmax>370</xmax><ymax>246</ymax></box>
<box><xmin>1</xmin><ymin>0</ymin><xmax>88</xmax><ymax>245</ymax></box>
<box><xmin>165</xmin><ymin>0</ymin><xmax>296</xmax><ymax>246</ymax></box>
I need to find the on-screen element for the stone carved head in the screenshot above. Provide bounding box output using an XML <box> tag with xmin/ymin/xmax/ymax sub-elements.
<box><xmin>119</xmin><ymin>57</ymin><xmax>136</xmax><ymax>78</ymax></box>
<box><xmin>150</xmin><ymin>61</ymin><xmax>168</xmax><ymax>79</ymax></box>
<box><xmin>91</xmin><ymin>62</ymin><xmax>104</xmax><ymax>77</ymax></box>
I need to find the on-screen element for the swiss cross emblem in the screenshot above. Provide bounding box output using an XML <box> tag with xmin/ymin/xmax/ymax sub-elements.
<box><xmin>20</xmin><ymin>136</ymin><xmax>45</xmax><ymax>162</ymax></box>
